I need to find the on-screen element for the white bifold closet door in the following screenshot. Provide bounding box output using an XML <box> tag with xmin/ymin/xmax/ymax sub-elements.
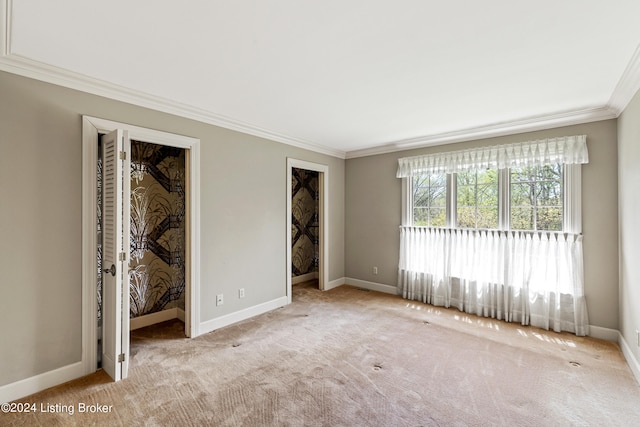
<box><xmin>101</xmin><ymin>129</ymin><xmax>130</xmax><ymax>381</ymax></box>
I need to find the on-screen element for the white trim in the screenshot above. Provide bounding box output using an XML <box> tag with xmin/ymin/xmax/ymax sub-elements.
<box><xmin>177</xmin><ymin>308</ymin><xmax>186</xmax><ymax>323</ymax></box>
<box><xmin>287</xmin><ymin>159</ymin><xmax>330</xmax><ymax>302</ymax></box>
<box><xmin>0</xmin><ymin>362</ymin><xmax>83</xmax><ymax>404</ymax></box>
<box><xmin>4</xmin><ymin>48</ymin><xmax>615</xmax><ymax>162</ymax></box>
<box><xmin>0</xmin><ymin>57</ymin><xmax>345</xmax><ymax>159</ymax></box>
<box><xmin>2</xmin><ymin>2</ymin><xmax>637</xmax><ymax>161</ymax></box>
<box><xmin>498</xmin><ymin>168</ymin><xmax>511</xmax><ymax>230</ymax></box>
<box><xmin>0</xmin><ymin>46</ymin><xmax>619</xmax><ymax>162</ymax></box>
<box><xmin>564</xmin><ymin>164</ymin><xmax>582</xmax><ymax>234</ymax></box>
<box><xmin>0</xmin><ymin>0</ymin><xmax>11</xmax><ymax>56</ymax></box>
<box><xmin>0</xmin><ymin>0</ymin><xmax>342</xmax><ymax>156</ymax></box>
<box><xmin>130</xmin><ymin>308</ymin><xmax>181</xmax><ymax>331</ymax></box>
<box><xmin>81</xmin><ymin>118</ymin><xmax>99</xmax><ymax>377</ymax></box>
<box><xmin>619</xmin><ymin>332</ymin><xmax>640</xmax><ymax>386</ymax></box>
<box><xmin>82</xmin><ymin>116</ymin><xmax>199</xmax><ymax>147</ymax></box>
<box><xmin>199</xmin><ymin>296</ymin><xmax>288</xmax><ymax>336</ymax></box>
<box><xmin>292</xmin><ymin>272</ymin><xmax>319</xmax><ymax>285</ymax></box>
<box><xmin>186</xmin><ymin>137</ymin><xmax>201</xmax><ymax>338</ymax></box>
<box><xmin>588</xmin><ymin>325</ymin><xmax>619</xmax><ymax>342</ymax></box>
<box><xmin>82</xmin><ymin>116</ymin><xmax>201</xmax><ymax>381</ymax></box>
<box><xmin>346</xmin><ymin>107</ymin><xmax>616</xmax><ymax>159</ymax></box>
<box><xmin>401</xmin><ymin>178</ymin><xmax>410</xmax><ymax>226</ymax></box>
<box><xmin>344</xmin><ymin>278</ymin><xmax>398</xmax><ymax>295</ymax></box>
<box><xmin>609</xmin><ymin>43</ymin><xmax>640</xmax><ymax>115</ymax></box>
<box><xmin>326</xmin><ymin>277</ymin><xmax>346</xmax><ymax>291</ymax></box>
<box><xmin>404</xmin><ymin>162</ymin><xmax>580</xmax><ymax>234</ymax></box>
<box><xmin>447</xmin><ymin>174</ymin><xmax>456</xmax><ymax>228</ymax></box>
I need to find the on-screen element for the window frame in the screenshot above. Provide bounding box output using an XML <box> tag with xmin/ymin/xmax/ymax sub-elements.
<box><xmin>509</xmin><ymin>164</ymin><xmax>564</xmax><ymax>232</ymax></box>
<box><xmin>454</xmin><ymin>168</ymin><xmax>501</xmax><ymax>230</ymax></box>
<box><xmin>403</xmin><ymin>164</ymin><xmax>582</xmax><ymax>234</ymax></box>
<box><xmin>409</xmin><ymin>172</ymin><xmax>449</xmax><ymax>227</ymax></box>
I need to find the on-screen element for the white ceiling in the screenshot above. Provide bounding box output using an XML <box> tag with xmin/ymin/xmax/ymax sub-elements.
<box><xmin>3</xmin><ymin>0</ymin><xmax>640</xmax><ymax>158</ymax></box>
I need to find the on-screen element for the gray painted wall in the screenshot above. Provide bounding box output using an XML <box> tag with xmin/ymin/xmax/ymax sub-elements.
<box><xmin>0</xmin><ymin>70</ymin><xmax>345</xmax><ymax>387</ymax></box>
<box><xmin>0</xmin><ymin>65</ymin><xmax>628</xmax><ymax>391</ymax></box>
<box><xmin>618</xmin><ymin>89</ymin><xmax>640</xmax><ymax>363</ymax></box>
<box><xmin>346</xmin><ymin>120</ymin><xmax>619</xmax><ymax>330</ymax></box>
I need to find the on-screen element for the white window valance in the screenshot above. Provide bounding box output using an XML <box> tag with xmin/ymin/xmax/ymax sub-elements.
<box><xmin>396</xmin><ymin>135</ymin><xmax>588</xmax><ymax>177</ymax></box>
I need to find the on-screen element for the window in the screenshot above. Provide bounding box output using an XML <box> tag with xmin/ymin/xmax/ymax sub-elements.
<box><xmin>412</xmin><ymin>173</ymin><xmax>446</xmax><ymax>227</ymax></box>
<box><xmin>407</xmin><ymin>165</ymin><xmax>573</xmax><ymax>232</ymax></box>
<box><xmin>396</xmin><ymin>136</ymin><xmax>589</xmax><ymax>335</ymax></box>
<box><xmin>510</xmin><ymin>165</ymin><xmax>562</xmax><ymax>231</ymax></box>
<box><xmin>456</xmin><ymin>169</ymin><xmax>499</xmax><ymax>229</ymax></box>
<box><xmin>398</xmin><ymin>135</ymin><xmax>587</xmax><ymax>233</ymax></box>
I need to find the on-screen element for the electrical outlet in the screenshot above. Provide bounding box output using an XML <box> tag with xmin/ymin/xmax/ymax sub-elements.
<box><xmin>239</xmin><ymin>288</ymin><xmax>245</xmax><ymax>298</ymax></box>
<box><xmin>216</xmin><ymin>294</ymin><xmax>224</xmax><ymax>306</ymax></box>
<box><xmin>373</xmin><ymin>266</ymin><xmax>378</xmax><ymax>275</ymax></box>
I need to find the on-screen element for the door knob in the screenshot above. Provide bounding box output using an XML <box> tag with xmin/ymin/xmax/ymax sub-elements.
<box><xmin>103</xmin><ymin>264</ymin><xmax>116</xmax><ymax>277</ymax></box>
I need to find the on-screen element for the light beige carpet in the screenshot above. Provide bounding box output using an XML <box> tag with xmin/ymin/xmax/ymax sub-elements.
<box><xmin>3</xmin><ymin>281</ymin><xmax>640</xmax><ymax>426</ymax></box>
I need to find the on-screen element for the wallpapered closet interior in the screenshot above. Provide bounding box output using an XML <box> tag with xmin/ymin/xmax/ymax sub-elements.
<box><xmin>291</xmin><ymin>168</ymin><xmax>320</xmax><ymax>288</ymax></box>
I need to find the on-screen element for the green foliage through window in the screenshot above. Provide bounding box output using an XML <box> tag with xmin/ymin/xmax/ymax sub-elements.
<box><xmin>456</xmin><ymin>169</ymin><xmax>498</xmax><ymax>229</ymax></box>
<box><xmin>510</xmin><ymin>164</ymin><xmax>563</xmax><ymax>231</ymax></box>
<box><xmin>410</xmin><ymin>164</ymin><xmax>564</xmax><ymax>232</ymax></box>
<box><xmin>413</xmin><ymin>174</ymin><xmax>446</xmax><ymax>227</ymax></box>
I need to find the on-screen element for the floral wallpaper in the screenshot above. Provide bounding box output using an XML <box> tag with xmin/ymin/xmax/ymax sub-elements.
<box><xmin>97</xmin><ymin>139</ymin><xmax>185</xmax><ymax>326</ymax></box>
<box><xmin>129</xmin><ymin>141</ymin><xmax>186</xmax><ymax>318</ymax></box>
<box><xmin>292</xmin><ymin>168</ymin><xmax>319</xmax><ymax>277</ymax></box>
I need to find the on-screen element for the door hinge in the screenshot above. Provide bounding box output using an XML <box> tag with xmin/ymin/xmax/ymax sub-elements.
<box><xmin>119</xmin><ymin>151</ymin><xmax>127</xmax><ymax>160</ymax></box>
<box><xmin>118</xmin><ymin>353</ymin><xmax>125</xmax><ymax>363</ymax></box>
<box><xmin>119</xmin><ymin>252</ymin><xmax>127</xmax><ymax>261</ymax></box>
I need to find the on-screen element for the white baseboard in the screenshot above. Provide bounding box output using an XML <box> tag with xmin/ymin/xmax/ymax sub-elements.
<box><xmin>588</xmin><ymin>325</ymin><xmax>619</xmax><ymax>342</ymax></box>
<box><xmin>344</xmin><ymin>277</ymin><xmax>398</xmax><ymax>295</ymax></box>
<box><xmin>177</xmin><ymin>308</ymin><xmax>185</xmax><ymax>323</ymax></box>
<box><xmin>199</xmin><ymin>296</ymin><xmax>289</xmax><ymax>336</ymax></box>
<box><xmin>325</xmin><ymin>277</ymin><xmax>345</xmax><ymax>291</ymax></box>
<box><xmin>619</xmin><ymin>332</ymin><xmax>640</xmax><ymax>386</ymax></box>
<box><xmin>292</xmin><ymin>272</ymin><xmax>319</xmax><ymax>285</ymax></box>
<box><xmin>0</xmin><ymin>361</ymin><xmax>83</xmax><ymax>404</ymax></box>
<box><xmin>130</xmin><ymin>308</ymin><xmax>181</xmax><ymax>331</ymax></box>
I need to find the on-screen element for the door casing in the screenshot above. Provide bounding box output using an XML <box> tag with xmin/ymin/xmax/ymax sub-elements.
<box><xmin>81</xmin><ymin>116</ymin><xmax>201</xmax><ymax>377</ymax></box>
<box><xmin>286</xmin><ymin>158</ymin><xmax>329</xmax><ymax>302</ymax></box>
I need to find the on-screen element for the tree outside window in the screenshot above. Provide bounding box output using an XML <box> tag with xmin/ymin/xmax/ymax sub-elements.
<box><xmin>409</xmin><ymin>164</ymin><xmax>565</xmax><ymax>232</ymax></box>
<box><xmin>510</xmin><ymin>164</ymin><xmax>563</xmax><ymax>231</ymax></box>
<box><xmin>456</xmin><ymin>169</ymin><xmax>499</xmax><ymax>229</ymax></box>
<box><xmin>413</xmin><ymin>173</ymin><xmax>446</xmax><ymax>226</ymax></box>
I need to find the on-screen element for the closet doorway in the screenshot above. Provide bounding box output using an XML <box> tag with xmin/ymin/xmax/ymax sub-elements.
<box><xmin>82</xmin><ymin>116</ymin><xmax>201</xmax><ymax>381</ymax></box>
<box><xmin>286</xmin><ymin>159</ymin><xmax>329</xmax><ymax>302</ymax></box>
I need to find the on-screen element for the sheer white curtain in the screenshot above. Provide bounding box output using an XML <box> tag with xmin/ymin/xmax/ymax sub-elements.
<box><xmin>397</xmin><ymin>135</ymin><xmax>590</xmax><ymax>336</ymax></box>
<box><xmin>398</xmin><ymin>227</ymin><xmax>589</xmax><ymax>335</ymax></box>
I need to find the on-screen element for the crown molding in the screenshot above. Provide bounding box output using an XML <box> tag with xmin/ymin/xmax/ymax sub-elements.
<box><xmin>0</xmin><ymin>9</ymin><xmax>347</xmax><ymax>160</ymax></box>
<box><xmin>0</xmin><ymin>48</ymin><xmax>621</xmax><ymax>163</ymax></box>
<box><xmin>608</xmin><ymin>42</ymin><xmax>640</xmax><ymax>115</ymax></box>
<box><xmin>3</xmin><ymin>1</ymin><xmax>639</xmax><ymax>162</ymax></box>
<box><xmin>0</xmin><ymin>53</ymin><xmax>347</xmax><ymax>159</ymax></box>
<box><xmin>345</xmin><ymin>106</ymin><xmax>618</xmax><ymax>159</ymax></box>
